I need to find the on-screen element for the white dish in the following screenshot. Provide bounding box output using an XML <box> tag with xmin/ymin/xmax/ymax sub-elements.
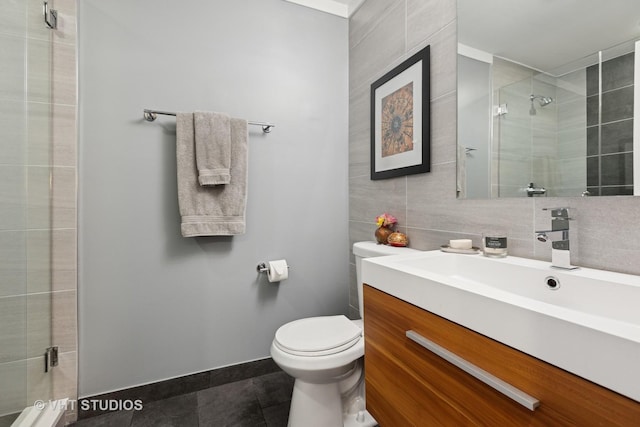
<box><xmin>440</xmin><ymin>245</ymin><xmax>480</xmax><ymax>254</ymax></box>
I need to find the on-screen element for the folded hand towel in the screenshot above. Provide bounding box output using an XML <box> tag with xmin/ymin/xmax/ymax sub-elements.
<box><xmin>195</xmin><ymin>111</ymin><xmax>231</xmax><ymax>186</ymax></box>
<box><xmin>176</xmin><ymin>113</ymin><xmax>248</xmax><ymax>237</ymax></box>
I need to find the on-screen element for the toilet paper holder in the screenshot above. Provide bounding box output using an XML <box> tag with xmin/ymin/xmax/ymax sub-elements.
<box><xmin>256</xmin><ymin>262</ymin><xmax>291</xmax><ymax>273</ymax></box>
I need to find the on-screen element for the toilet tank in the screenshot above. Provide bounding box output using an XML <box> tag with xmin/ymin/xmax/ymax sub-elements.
<box><xmin>352</xmin><ymin>242</ymin><xmax>420</xmax><ymax>318</ymax></box>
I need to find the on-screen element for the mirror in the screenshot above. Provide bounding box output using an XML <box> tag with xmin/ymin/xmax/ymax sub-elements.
<box><xmin>457</xmin><ymin>0</ymin><xmax>640</xmax><ymax>198</ymax></box>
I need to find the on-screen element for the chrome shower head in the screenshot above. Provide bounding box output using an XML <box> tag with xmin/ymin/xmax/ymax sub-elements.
<box><xmin>529</xmin><ymin>94</ymin><xmax>554</xmax><ymax>115</ymax></box>
<box><xmin>538</xmin><ymin>96</ymin><xmax>554</xmax><ymax>107</ymax></box>
<box><xmin>530</xmin><ymin>94</ymin><xmax>554</xmax><ymax>107</ymax></box>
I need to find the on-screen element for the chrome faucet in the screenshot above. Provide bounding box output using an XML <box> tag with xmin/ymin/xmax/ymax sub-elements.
<box><xmin>535</xmin><ymin>208</ymin><xmax>578</xmax><ymax>270</ymax></box>
<box><xmin>526</xmin><ymin>182</ymin><xmax>546</xmax><ymax>197</ymax></box>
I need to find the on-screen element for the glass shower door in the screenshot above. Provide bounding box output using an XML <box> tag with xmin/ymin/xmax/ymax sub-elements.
<box><xmin>496</xmin><ymin>72</ymin><xmax>585</xmax><ymax>197</ymax></box>
<box><xmin>0</xmin><ymin>0</ymin><xmax>54</xmax><ymax>422</ymax></box>
<box><xmin>496</xmin><ymin>78</ymin><xmax>535</xmax><ymax>197</ymax></box>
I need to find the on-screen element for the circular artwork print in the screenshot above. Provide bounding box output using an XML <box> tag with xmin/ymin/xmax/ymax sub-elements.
<box><xmin>381</xmin><ymin>82</ymin><xmax>414</xmax><ymax>158</ymax></box>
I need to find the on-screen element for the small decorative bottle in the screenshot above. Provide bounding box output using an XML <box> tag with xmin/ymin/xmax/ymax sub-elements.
<box><xmin>374</xmin><ymin>213</ymin><xmax>397</xmax><ymax>245</ymax></box>
<box><xmin>375</xmin><ymin>226</ymin><xmax>394</xmax><ymax>244</ymax></box>
<box><xmin>482</xmin><ymin>231</ymin><xmax>507</xmax><ymax>258</ymax></box>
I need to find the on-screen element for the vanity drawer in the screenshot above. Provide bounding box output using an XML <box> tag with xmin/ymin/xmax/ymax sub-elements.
<box><xmin>366</xmin><ymin>342</ymin><xmax>475</xmax><ymax>426</ymax></box>
<box><xmin>363</xmin><ymin>285</ymin><xmax>640</xmax><ymax>426</ymax></box>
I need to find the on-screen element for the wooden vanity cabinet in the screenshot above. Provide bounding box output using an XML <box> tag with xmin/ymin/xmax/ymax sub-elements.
<box><xmin>363</xmin><ymin>285</ymin><xmax>640</xmax><ymax>426</ymax></box>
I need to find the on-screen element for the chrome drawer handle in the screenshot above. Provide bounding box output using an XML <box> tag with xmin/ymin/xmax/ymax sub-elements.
<box><xmin>406</xmin><ymin>330</ymin><xmax>540</xmax><ymax>411</ymax></box>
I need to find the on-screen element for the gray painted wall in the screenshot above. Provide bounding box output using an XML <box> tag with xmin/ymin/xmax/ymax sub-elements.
<box><xmin>348</xmin><ymin>0</ymin><xmax>640</xmax><ymax>316</ymax></box>
<box><xmin>78</xmin><ymin>0</ymin><xmax>348</xmax><ymax>397</ymax></box>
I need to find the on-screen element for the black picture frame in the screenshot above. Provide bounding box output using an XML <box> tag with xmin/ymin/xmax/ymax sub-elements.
<box><xmin>370</xmin><ymin>45</ymin><xmax>430</xmax><ymax>180</ymax></box>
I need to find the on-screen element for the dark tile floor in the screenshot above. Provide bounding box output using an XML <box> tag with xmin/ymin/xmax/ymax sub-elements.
<box><xmin>71</xmin><ymin>371</ymin><xmax>294</xmax><ymax>427</ymax></box>
<box><xmin>0</xmin><ymin>413</ymin><xmax>19</xmax><ymax>427</ymax></box>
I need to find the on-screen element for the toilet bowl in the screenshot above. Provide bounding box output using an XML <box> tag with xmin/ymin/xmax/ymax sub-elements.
<box><xmin>270</xmin><ymin>242</ymin><xmax>420</xmax><ymax>427</ymax></box>
<box><xmin>271</xmin><ymin>316</ymin><xmax>373</xmax><ymax>427</ymax></box>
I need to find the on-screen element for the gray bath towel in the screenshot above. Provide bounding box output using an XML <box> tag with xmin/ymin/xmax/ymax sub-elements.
<box><xmin>194</xmin><ymin>111</ymin><xmax>231</xmax><ymax>186</ymax></box>
<box><xmin>176</xmin><ymin>113</ymin><xmax>248</xmax><ymax>237</ymax></box>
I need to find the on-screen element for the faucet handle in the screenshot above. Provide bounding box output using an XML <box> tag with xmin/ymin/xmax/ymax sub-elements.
<box><xmin>543</xmin><ymin>207</ymin><xmax>571</xmax><ymax>219</ymax></box>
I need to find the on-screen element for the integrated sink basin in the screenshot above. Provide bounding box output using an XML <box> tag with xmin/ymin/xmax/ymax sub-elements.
<box><xmin>362</xmin><ymin>250</ymin><xmax>640</xmax><ymax>402</ymax></box>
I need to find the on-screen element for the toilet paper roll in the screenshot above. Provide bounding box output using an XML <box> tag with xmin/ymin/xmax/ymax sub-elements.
<box><xmin>267</xmin><ymin>259</ymin><xmax>288</xmax><ymax>282</ymax></box>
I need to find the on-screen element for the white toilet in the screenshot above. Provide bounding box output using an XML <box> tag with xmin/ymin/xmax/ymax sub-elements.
<box><xmin>270</xmin><ymin>241</ymin><xmax>419</xmax><ymax>427</ymax></box>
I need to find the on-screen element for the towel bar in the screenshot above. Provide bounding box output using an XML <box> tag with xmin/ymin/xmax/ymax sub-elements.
<box><xmin>143</xmin><ymin>109</ymin><xmax>275</xmax><ymax>133</ymax></box>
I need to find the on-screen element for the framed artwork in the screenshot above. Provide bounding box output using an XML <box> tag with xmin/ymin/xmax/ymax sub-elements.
<box><xmin>370</xmin><ymin>45</ymin><xmax>430</xmax><ymax>180</ymax></box>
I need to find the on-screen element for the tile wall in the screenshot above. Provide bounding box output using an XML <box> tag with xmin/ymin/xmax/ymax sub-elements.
<box><xmin>586</xmin><ymin>52</ymin><xmax>635</xmax><ymax>196</ymax></box>
<box><xmin>348</xmin><ymin>0</ymin><xmax>640</xmax><ymax>316</ymax></box>
<box><xmin>0</xmin><ymin>0</ymin><xmax>77</xmax><ymax>423</ymax></box>
<box><xmin>555</xmin><ymin>68</ymin><xmax>587</xmax><ymax>197</ymax></box>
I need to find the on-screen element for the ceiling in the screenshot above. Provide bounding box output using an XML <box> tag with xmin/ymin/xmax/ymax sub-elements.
<box><xmin>285</xmin><ymin>0</ymin><xmax>640</xmax><ymax>74</ymax></box>
<box><xmin>458</xmin><ymin>0</ymin><xmax>640</xmax><ymax>74</ymax></box>
<box><xmin>283</xmin><ymin>0</ymin><xmax>366</xmax><ymax>18</ymax></box>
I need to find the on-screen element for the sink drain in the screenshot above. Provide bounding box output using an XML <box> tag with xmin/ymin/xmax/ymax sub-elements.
<box><xmin>545</xmin><ymin>276</ymin><xmax>560</xmax><ymax>290</ymax></box>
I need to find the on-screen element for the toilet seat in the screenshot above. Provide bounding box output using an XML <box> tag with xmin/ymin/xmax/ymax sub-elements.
<box><xmin>274</xmin><ymin>315</ymin><xmax>362</xmax><ymax>357</ymax></box>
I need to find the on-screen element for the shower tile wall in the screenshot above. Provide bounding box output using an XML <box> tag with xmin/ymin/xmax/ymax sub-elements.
<box><xmin>555</xmin><ymin>69</ymin><xmax>587</xmax><ymax>196</ymax></box>
<box><xmin>490</xmin><ymin>58</ymin><xmax>537</xmax><ymax>197</ymax></box>
<box><xmin>0</xmin><ymin>0</ymin><xmax>77</xmax><ymax>423</ymax></box>
<box><xmin>586</xmin><ymin>52</ymin><xmax>635</xmax><ymax>196</ymax></box>
<box><xmin>529</xmin><ymin>77</ymin><xmax>558</xmax><ymax>194</ymax></box>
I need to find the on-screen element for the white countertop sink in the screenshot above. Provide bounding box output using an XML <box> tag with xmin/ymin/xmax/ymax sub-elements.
<box><xmin>362</xmin><ymin>250</ymin><xmax>640</xmax><ymax>402</ymax></box>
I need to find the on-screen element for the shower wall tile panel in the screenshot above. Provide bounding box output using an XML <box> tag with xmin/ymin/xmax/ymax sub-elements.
<box><xmin>601</xmin><ymin>86</ymin><xmax>634</xmax><ymax>124</ymax></box>
<box><xmin>0</xmin><ymin>165</ymin><xmax>26</xmax><ymax>231</ymax></box>
<box><xmin>0</xmin><ymin>296</ymin><xmax>27</xmax><ymax>363</ymax></box>
<box><xmin>586</xmin><ymin>157</ymin><xmax>599</xmax><ymax>187</ymax></box>
<box><xmin>0</xmin><ymin>99</ymin><xmax>26</xmax><ymax>165</ymax></box>
<box><xmin>26</xmin><ymin>102</ymin><xmax>53</xmax><ymax>166</ymax></box>
<box><xmin>0</xmin><ymin>360</ymin><xmax>26</xmax><ymax>416</ymax></box>
<box><xmin>52</xmin><ymin>290</ymin><xmax>77</xmax><ymax>353</ymax></box>
<box><xmin>601</xmin><ymin>120</ymin><xmax>633</xmax><ymax>153</ymax></box>
<box><xmin>27</xmin><ymin>356</ymin><xmax>52</xmax><ymax>405</ymax></box>
<box><xmin>0</xmin><ymin>0</ymin><xmax>27</xmax><ymax>38</ymax></box>
<box><xmin>601</xmin><ymin>186</ymin><xmax>634</xmax><ymax>196</ymax></box>
<box><xmin>0</xmin><ymin>35</ymin><xmax>26</xmax><ymax>101</ymax></box>
<box><xmin>585</xmin><ymin>52</ymin><xmax>634</xmax><ymax>193</ymax></box>
<box><xmin>586</xmin><ymin>64</ymin><xmax>599</xmax><ymax>96</ymax></box>
<box><xmin>602</xmin><ymin>52</ymin><xmax>635</xmax><ymax>92</ymax></box>
<box><xmin>586</xmin><ymin>93</ymin><xmax>599</xmax><ymax>126</ymax></box>
<box><xmin>26</xmin><ymin>166</ymin><xmax>52</xmax><ymax>230</ymax></box>
<box><xmin>586</xmin><ymin>126</ymin><xmax>599</xmax><ymax>156</ymax></box>
<box><xmin>52</xmin><ymin>104</ymin><xmax>78</xmax><ymax>167</ymax></box>
<box><xmin>26</xmin><ymin>293</ymin><xmax>52</xmax><ymax>359</ymax></box>
<box><xmin>0</xmin><ymin>231</ymin><xmax>26</xmax><ymax>297</ymax></box>
<box><xmin>27</xmin><ymin>230</ymin><xmax>51</xmax><ymax>294</ymax></box>
<box><xmin>52</xmin><ymin>229</ymin><xmax>77</xmax><ymax>292</ymax></box>
<box><xmin>601</xmin><ymin>153</ymin><xmax>633</xmax><ymax>186</ymax></box>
